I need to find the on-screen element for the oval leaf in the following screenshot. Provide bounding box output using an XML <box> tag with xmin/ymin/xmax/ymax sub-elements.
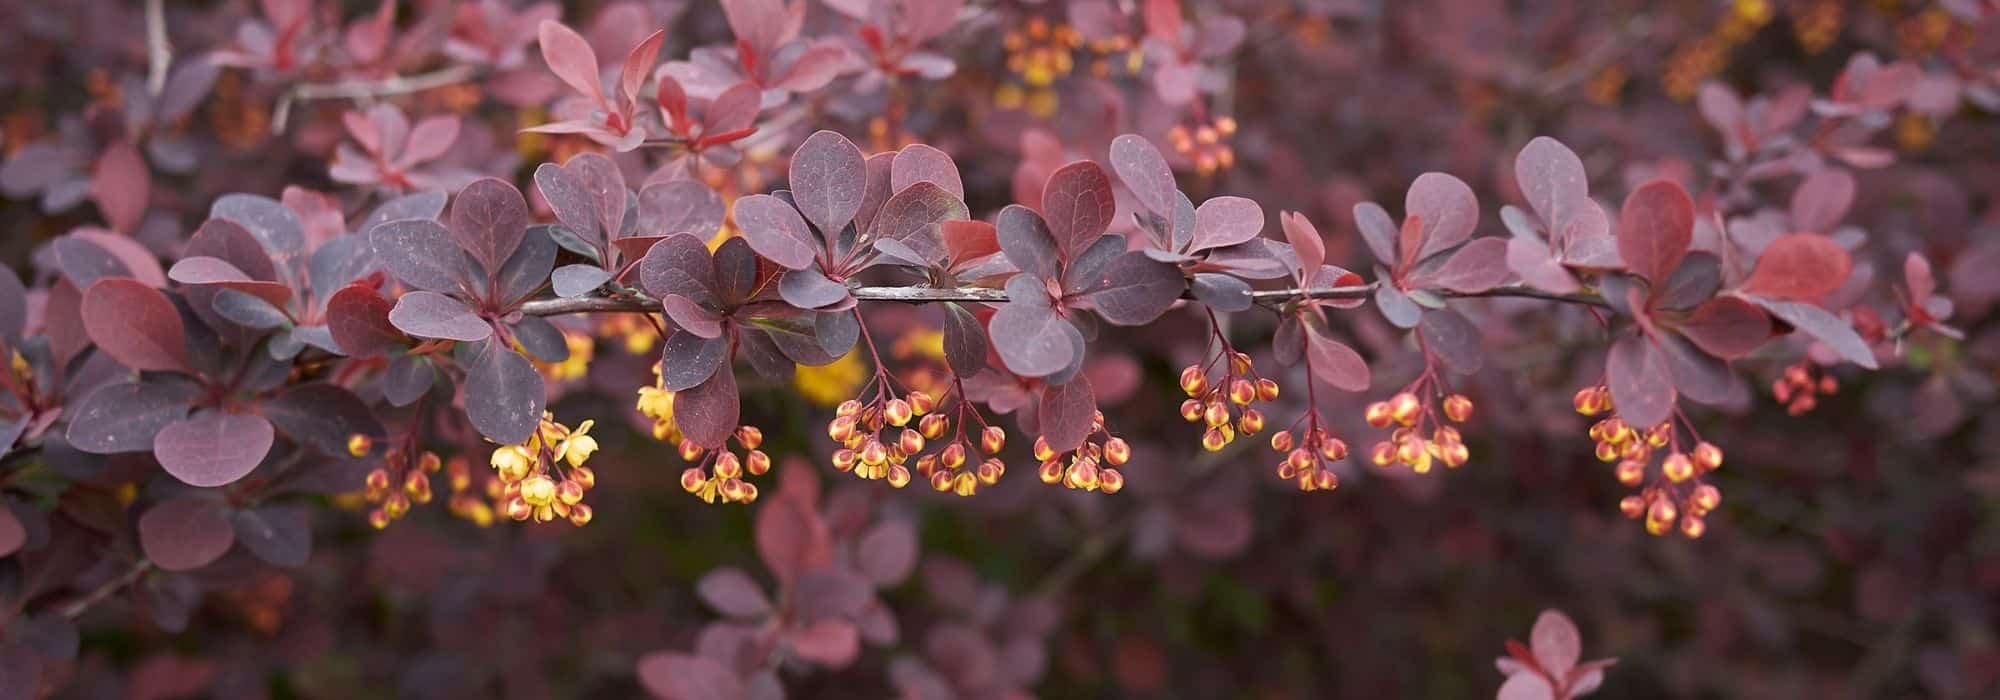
<box><xmin>138</xmin><ymin>498</ymin><xmax>234</xmax><ymax>571</ymax></box>
<box><xmin>155</xmin><ymin>412</ymin><xmax>274</xmax><ymax>487</ymax></box>
<box><xmin>81</xmin><ymin>278</ymin><xmax>189</xmax><ymax>372</ymax></box>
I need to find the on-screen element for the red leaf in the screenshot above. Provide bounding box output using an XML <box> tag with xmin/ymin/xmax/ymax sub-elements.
<box><xmin>1676</xmin><ymin>297</ymin><xmax>1770</xmax><ymax>359</ymax></box>
<box><xmin>1606</xmin><ymin>336</ymin><xmax>1675</xmax><ymax>430</ymax></box>
<box><xmin>537</xmin><ymin>20</ymin><xmax>604</xmax><ymax>106</ymax></box>
<box><xmin>1280</xmin><ymin>211</ymin><xmax>1324</xmax><ymax>277</ymax></box>
<box><xmin>696</xmin><ymin>567</ymin><xmax>773</xmax><ymax>618</ymax></box>
<box><xmin>0</xmin><ymin>508</ymin><xmax>23</xmax><ymax>558</ymax></box>
<box><xmin>91</xmin><ymin>140</ymin><xmax>150</xmax><ymax>233</ymax></box>
<box><xmin>154</xmin><ymin>412</ymin><xmax>274</xmax><ymax>487</ymax></box>
<box><xmin>325</xmin><ymin>284</ymin><xmax>403</xmax><ymax>355</ymax></box>
<box><xmin>1529</xmin><ymin>610</ymin><xmax>1582</xmax><ymax>681</ymax></box>
<box><xmin>1041</xmin><ymin>161</ymin><xmax>1115</xmax><ymax>258</ymax></box>
<box><xmin>1497</xmin><ymin>672</ymin><xmax>1556</xmax><ymax>700</ymax></box>
<box><xmin>787</xmin><ymin>619</ymin><xmax>861</xmax><ymax>668</ymax></box>
<box><xmin>620</xmin><ymin>30</ymin><xmax>666</xmax><ymax>109</ymax></box>
<box><xmin>1427</xmin><ymin>237</ymin><xmax>1510</xmax><ymax>293</ymax></box>
<box><xmin>941</xmin><ymin>220</ymin><xmax>999</xmax><ymax>268</ymax></box>
<box><xmin>857</xmin><ymin>520</ymin><xmax>917</xmax><ymax>585</ymax></box>
<box><xmin>81</xmin><ymin>278</ymin><xmax>188</xmax><ymax>373</ymax></box>
<box><xmin>1615</xmin><ymin>180</ymin><xmax>1694</xmax><ymax>284</ymax></box>
<box><xmin>636</xmin><ymin>652</ymin><xmax>745</xmax><ymax>700</ymax></box>
<box><xmin>890</xmin><ymin>144</ymin><xmax>965</xmax><ymax>200</ymax></box>
<box><xmin>1740</xmin><ymin>233</ymin><xmax>1851</xmax><ymax>303</ymax></box>
<box><xmin>755</xmin><ymin>491</ymin><xmax>830</xmax><ymax>583</ymax></box>
<box><xmin>138</xmin><ymin>498</ymin><xmax>235</xmax><ymax>571</ymax></box>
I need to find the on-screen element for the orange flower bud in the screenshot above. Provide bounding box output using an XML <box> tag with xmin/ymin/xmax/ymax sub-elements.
<box><xmin>1230</xmin><ymin>352</ymin><xmax>1252</xmax><ymax>375</ymax></box>
<box><xmin>920</xmin><ymin>413</ymin><xmax>949</xmax><ymax>440</ymax></box>
<box><xmin>1269</xmin><ymin>430</ymin><xmax>1294</xmax><ymax>453</ymax></box>
<box><xmin>900</xmin><ymin>428</ymin><xmax>926</xmax><ymax>455</ymax></box>
<box><xmin>1098</xmin><ymin>467</ymin><xmax>1125</xmax><ymax>494</ymax></box>
<box><xmin>1103</xmin><ymin>437</ymin><xmax>1131</xmax><ymax>465</ymax></box>
<box><xmin>909</xmin><ymin>390</ymin><xmax>936</xmax><ymax>415</ymax></box>
<box><xmin>417</xmin><ymin>452</ymin><xmax>441</xmax><ymax>473</ymax></box>
<box><xmin>1255</xmin><ymin>378</ymin><xmax>1280</xmax><ymax>402</ymax></box>
<box><xmin>1364</xmin><ymin>402</ymin><xmax>1393</xmax><ymax>428</ymax></box>
<box><xmin>886</xmin><ymin>464</ymin><xmax>912</xmax><ymax>489</ymax></box>
<box><xmin>347</xmin><ymin>433</ymin><xmax>374</xmax><ymax>458</ymax></box>
<box><xmin>1038</xmin><ymin>458</ymin><xmax>1064</xmax><ymax>484</ymax></box>
<box><xmin>1616</xmin><ymin>459</ymin><xmax>1645</xmax><ymax>486</ymax></box>
<box><xmin>1691</xmin><ymin>484</ymin><xmax>1721</xmax><ymax>512</ymax></box>
<box><xmin>1228</xmin><ymin>379</ymin><xmax>1256</xmax><ymax>406</ymax></box>
<box><xmin>976</xmin><ymin>459</ymin><xmax>1004</xmax><ymax>484</ymax></box>
<box><xmin>1574</xmin><ymin>387</ymin><xmax>1602</xmax><ymax>415</ymax></box>
<box><xmin>1678</xmin><ymin>514</ymin><xmax>1706</xmax><ymax>539</ymax></box>
<box><xmin>1033</xmin><ymin>437</ymin><xmax>1055</xmax><ymax>461</ymax></box>
<box><xmin>1692</xmin><ymin>442</ymin><xmax>1723</xmax><ymax>471</ymax></box>
<box><xmin>557</xmin><ymin>479</ymin><xmax>585</xmax><ymax>505</ymax></box>
<box><xmin>365</xmin><ymin>468</ymin><xmax>391</xmax><ymax>493</ymax></box>
<box><xmin>1179</xmin><ymin>365</ymin><xmax>1207</xmax><ymax>396</ymax></box>
<box><xmin>1319</xmin><ymin>437</ymin><xmax>1348</xmax><ymax>461</ymax></box>
<box><xmin>832</xmin><ymin>448</ymin><xmax>858</xmax><ymax>472</ymax></box>
<box><xmin>885</xmin><ymin>398</ymin><xmax>913</xmax><ymax>427</ymax></box>
<box><xmin>1369</xmin><ymin>441</ymin><xmax>1396</xmax><ymax>466</ymax></box>
<box><xmin>1180</xmin><ymin>398</ymin><xmax>1203</xmax><ymax>422</ymax></box>
<box><xmin>1238</xmin><ymin>409</ymin><xmax>1264</xmax><ymax>435</ymax></box>
<box><xmin>952</xmin><ymin>472</ymin><xmax>978</xmax><ymax>496</ymax></box>
<box><xmin>679</xmin><ymin>440</ymin><xmax>704</xmax><ymax>461</ymax></box>
<box><xmin>1203</xmin><ymin>401</ymin><xmax>1229</xmax><ymax>428</ymax></box>
<box><xmin>860</xmin><ymin>440</ymin><xmax>888</xmax><ymax>467</ymax></box>
<box><xmin>1388</xmin><ymin>392</ymin><xmax>1420</xmax><ymax>426</ymax></box>
<box><xmin>735</xmin><ymin>425</ymin><xmax>764</xmax><ymax>450</ymax></box>
<box><xmin>836</xmin><ymin>399</ymin><xmax>861</xmax><ymax>417</ymax></box>
<box><xmin>981</xmin><ymin>426</ymin><xmax>1006</xmax><ymax>454</ymax></box>
<box><xmin>1619</xmin><ymin>495</ymin><xmax>1646</xmax><ymax>519</ymax></box>
<box><xmin>567</xmin><ymin>503</ymin><xmax>593</xmax><ymax>526</ymax></box>
<box><xmin>1201</xmin><ymin>428</ymin><xmax>1227</xmax><ymax>452</ymax></box>
<box><xmin>1442</xmin><ymin>394</ymin><xmax>1473</xmax><ymax>423</ymax></box>
<box><xmin>368</xmin><ymin>508</ymin><xmax>391</xmax><ymax>529</ymax></box>
<box><xmin>941</xmin><ymin>442</ymin><xmax>967</xmax><ymax>470</ymax></box>
<box><xmin>1662</xmin><ymin>453</ymin><xmax>1694</xmax><ymax>483</ymax></box>
<box><xmin>744</xmin><ymin>450</ymin><xmax>770</xmax><ymax>476</ymax></box>
<box><xmin>1312</xmin><ymin>469</ymin><xmax>1338</xmax><ymax>491</ymax></box>
<box><xmin>929</xmin><ymin>470</ymin><xmax>954</xmax><ymax>492</ymax></box>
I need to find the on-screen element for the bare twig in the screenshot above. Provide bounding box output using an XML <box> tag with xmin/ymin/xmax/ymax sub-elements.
<box><xmin>517</xmin><ymin>282</ymin><xmax>1608</xmax><ymax>317</ymax></box>
<box><xmin>144</xmin><ymin>0</ymin><xmax>172</xmax><ymax>96</ymax></box>
<box><xmin>271</xmin><ymin>64</ymin><xmax>482</xmax><ymax>132</ymax></box>
<box><xmin>59</xmin><ymin>560</ymin><xmax>152</xmax><ymax>620</ymax></box>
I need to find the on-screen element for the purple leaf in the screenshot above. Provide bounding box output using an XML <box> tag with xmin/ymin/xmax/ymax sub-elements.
<box><xmin>493</xmin><ymin>227</ymin><xmax>557</xmax><ymax>304</ymax></box>
<box><xmin>1750</xmin><ymin>296</ymin><xmax>1877</xmax><ymax>369</ymax></box>
<box><xmin>673</xmin><ymin>364</ymin><xmax>740</xmax><ymax>448</ymax></box>
<box><xmin>0</xmin><ymin>508</ymin><xmax>21</xmax><ymax>558</ymax></box>
<box><xmin>1280</xmin><ymin>212</ymin><xmax>1324</xmax><ymax>278</ymax></box>
<box><xmin>535</xmin><ymin>153</ymin><xmax>626</xmax><ymax>244</ymax></box>
<box><xmin>996</xmin><ymin>205</ymin><xmax>1060</xmax><ymax>281</ymax></box>
<box><xmin>1659</xmin><ymin>333</ymin><xmax>1735</xmax><ymax>405</ymax></box>
<box><xmin>448</xmin><ymin>178</ymin><xmax>531</xmax><ymax>275</ymax></box>
<box><xmin>1514</xmin><ymin>136</ymin><xmax>1589</xmax><ymax>242</ymax></box>
<box><xmin>1427</xmin><ymin>238</ymin><xmax>1510</xmax><ymax>293</ymax></box>
<box><xmin>1040</xmin><ymin>161</ymin><xmax>1115</xmax><ymax>258</ymax></box>
<box><xmin>371</xmin><ymin>218</ymin><xmax>472</xmax><ymax>294</ymax></box>
<box><xmin>552</xmin><ymin>264</ymin><xmax>613</xmax><ymax>298</ymax></box>
<box><xmin>779</xmin><ymin>267</ymin><xmax>850</xmax><ymax>309</ymax></box>
<box><xmin>51</xmin><ymin>235</ymin><xmax>134</xmax><ymax>290</ymax></box>
<box><xmin>990</xmin><ymin>277</ymin><xmax>1080</xmax><ymax>378</ymax></box>
<box><xmin>1616</xmin><ymin>180</ymin><xmax>1694</xmax><ymax>284</ymax></box>
<box><xmin>638</xmin><ymin>180</ymin><xmax>727</xmax><ymax>239</ymax></box>
<box><xmin>1191</xmin><ymin>196</ymin><xmax>1263</xmax><ymax>251</ymax></box>
<box><xmin>1676</xmin><ymin>296</ymin><xmax>1770</xmax><ymax>359</ymax></box>
<box><xmin>734</xmin><ymin>194</ymin><xmax>818</xmax><ymax>270</ymax></box>
<box><xmin>231</xmin><ymin>505</ymin><xmax>311</xmax><ymax>567</ymax></box>
<box><xmin>890</xmin><ymin>144</ymin><xmax>964</xmax><ymax>199</ymax></box>
<box><xmin>868</xmin><ymin>182</ymin><xmax>966</xmax><ymax>265</ymax></box>
<box><xmin>1080</xmin><ymin>252</ymin><xmax>1184</xmax><ymax>326</ymax></box>
<box><xmin>91</xmin><ymin>140</ymin><xmax>150</xmax><ymax>234</ymax></box>
<box><xmin>261</xmin><ymin>383</ymin><xmax>384</xmax><ymax>456</ymax></box>
<box><xmin>1109</xmin><ymin>134</ymin><xmax>1177</xmax><ymax>216</ymax></box>
<box><xmin>66</xmin><ymin>380</ymin><xmax>197</xmax><ymax>454</ymax></box>
<box><xmin>941</xmin><ymin>303</ymin><xmax>988</xmax><ymax>377</ymax></box>
<box><xmin>138</xmin><ymin>498</ymin><xmax>234</xmax><ymax>571</ymax></box>
<box><xmin>1419</xmin><ymin>309</ymin><xmax>1483</xmax><ymax>375</ymax></box>
<box><xmin>660</xmin><ymin>331</ymin><xmax>729</xmax><ymax>390</ymax></box>
<box><xmin>1038</xmin><ymin>376</ymin><xmax>1096</xmax><ymax>452</ymax></box>
<box><xmin>1375</xmin><ymin>284</ymin><xmax>1422</xmax><ymax>329</ymax></box>
<box><xmin>1655</xmin><ymin>253</ymin><xmax>1721</xmax><ymax>310</ymax></box>
<box><xmin>1305</xmin><ymin>331</ymin><xmax>1369</xmax><ymax>392</ymax></box>
<box><xmin>382</xmin><ymin>355</ymin><xmax>435</xmax><ymax>407</ymax></box>
<box><xmin>788</xmin><ymin>619</ymin><xmax>861</xmax><ymax>668</ymax></box>
<box><xmin>640</xmin><ymin>234</ymin><xmax>719</xmax><ymax>305</ymax></box>
<box><xmin>857</xmin><ymin>520</ymin><xmax>918</xmax><ymax>585</ymax></box>
<box><xmin>789</xmin><ymin>130</ymin><xmax>867</xmax><ymax>238</ymax></box>
<box><xmin>81</xmin><ymin>279</ymin><xmax>188</xmax><ymax>373</ymax></box>
<box><xmin>1506</xmin><ymin>236</ymin><xmax>1580</xmax><ymax>294</ymax></box>
<box><xmin>465</xmin><ymin>344</ymin><xmax>545</xmax><ymax>444</ymax></box>
<box><xmin>1190</xmin><ymin>272</ymin><xmax>1251</xmax><ymax>312</ymax></box>
<box><xmin>1606</xmin><ymin>336</ymin><xmax>1675</xmax><ymax>430</ymax></box>
<box><xmin>1407</xmin><ymin>172</ymin><xmax>1479</xmax><ymax>261</ymax></box>
<box><xmin>388</xmin><ymin>291</ymin><xmax>491</xmax><ymax>342</ymax></box>
<box><xmin>697</xmin><ymin>567</ymin><xmax>773</xmax><ymax>618</ymax></box>
<box><xmin>154</xmin><ymin>412</ymin><xmax>274</xmax><ymax>487</ymax></box>
<box><xmin>661</xmin><ymin>296</ymin><xmax>725</xmax><ymax>339</ymax></box>
<box><xmin>1352</xmin><ymin>202</ymin><xmax>1399</xmax><ymax>268</ymax></box>
<box><xmin>756</xmin><ymin>486</ymin><xmax>830</xmax><ymax>582</ymax></box>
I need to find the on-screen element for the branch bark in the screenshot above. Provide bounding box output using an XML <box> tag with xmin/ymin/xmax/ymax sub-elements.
<box><xmin>517</xmin><ymin>282</ymin><xmax>1608</xmax><ymax>317</ymax></box>
<box><xmin>271</xmin><ymin>65</ymin><xmax>482</xmax><ymax>131</ymax></box>
<box><xmin>144</xmin><ymin>0</ymin><xmax>172</xmax><ymax>96</ymax></box>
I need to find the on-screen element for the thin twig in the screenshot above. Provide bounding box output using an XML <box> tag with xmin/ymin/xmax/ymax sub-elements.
<box><xmin>271</xmin><ymin>64</ymin><xmax>482</xmax><ymax>132</ymax></box>
<box><xmin>144</xmin><ymin>0</ymin><xmax>172</xmax><ymax>96</ymax></box>
<box><xmin>517</xmin><ymin>282</ymin><xmax>1608</xmax><ymax>317</ymax></box>
<box><xmin>59</xmin><ymin>561</ymin><xmax>152</xmax><ymax>620</ymax></box>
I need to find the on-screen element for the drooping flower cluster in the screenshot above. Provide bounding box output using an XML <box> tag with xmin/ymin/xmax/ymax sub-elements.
<box><xmin>1178</xmin><ymin>348</ymin><xmax>1277</xmax><ymax>454</ymax></box>
<box><xmin>635</xmin><ymin>366</ymin><xmax>684</xmax><ymax>445</ymax></box>
<box><xmin>677</xmin><ymin>426</ymin><xmax>770</xmax><ymax>505</ymax></box>
<box><xmin>359</xmin><ymin>441</ymin><xmax>440</xmax><ymax>530</ymax></box>
<box><xmin>1771</xmin><ymin>361</ymin><xmax>1838</xmax><ymax>416</ymax></box>
<box><xmin>1268</xmin><ymin>422</ymin><xmax>1345</xmax><ymax>493</ymax></box>
<box><xmin>487</xmin><ymin>413</ymin><xmax>600</xmax><ymax>526</ymax></box>
<box><xmin>1034</xmin><ymin>411</ymin><xmax>1131</xmax><ymax>495</ymax></box>
<box><xmin>1364</xmin><ymin>385</ymin><xmax>1475</xmax><ymax>474</ymax></box>
<box><xmin>1574</xmin><ymin>386</ymin><xmax>1724</xmax><ymax>539</ymax></box>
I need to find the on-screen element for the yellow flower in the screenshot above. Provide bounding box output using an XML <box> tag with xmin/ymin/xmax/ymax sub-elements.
<box><xmin>490</xmin><ymin>445</ymin><xmax>532</xmax><ymax>482</ymax></box>
<box><xmin>793</xmin><ymin>350</ymin><xmax>868</xmax><ymax>407</ymax></box>
<box><xmin>555</xmin><ymin>419</ymin><xmax>598</xmax><ymax>467</ymax></box>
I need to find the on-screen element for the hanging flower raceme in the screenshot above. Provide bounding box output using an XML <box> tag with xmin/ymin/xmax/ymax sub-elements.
<box><xmin>677</xmin><ymin>426</ymin><xmax>770</xmax><ymax>505</ymax></box>
<box><xmin>1574</xmin><ymin>386</ymin><xmax>1724</xmax><ymax>539</ymax></box>
<box><xmin>487</xmin><ymin>413</ymin><xmax>600</xmax><ymax>526</ymax></box>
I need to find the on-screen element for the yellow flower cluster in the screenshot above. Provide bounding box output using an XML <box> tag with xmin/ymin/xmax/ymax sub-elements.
<box><xmin>636</xmin><ymin>366</ymin><xmax>683</xmax><ymax>444</ymax></box>
<box><xmin>488</xmin><ymin>413</ymin><xmax>599</xmax><ymax>526</ymax></box>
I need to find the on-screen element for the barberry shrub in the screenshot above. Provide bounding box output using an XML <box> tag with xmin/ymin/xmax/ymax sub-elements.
<box><xmin>1</xmin><ymin>0</ymin><xmax>1995</xmax><ymax>697</ymax></box>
